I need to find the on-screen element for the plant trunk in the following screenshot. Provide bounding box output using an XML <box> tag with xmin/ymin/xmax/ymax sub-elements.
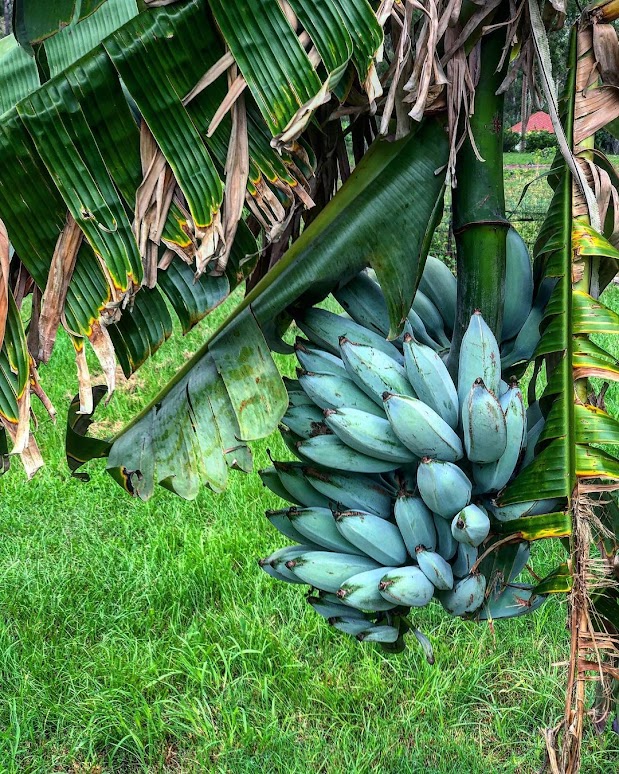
<box><xmin>447</xmin><ymin>21</ymin><xmax>510</xmax><ymax>378</ymax></box>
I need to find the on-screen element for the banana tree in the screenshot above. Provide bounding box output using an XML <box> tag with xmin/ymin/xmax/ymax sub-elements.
<box><xmin>1</xmin><ymin>0</ymin><xmax>619</xmax><ymax>770</ymax></box>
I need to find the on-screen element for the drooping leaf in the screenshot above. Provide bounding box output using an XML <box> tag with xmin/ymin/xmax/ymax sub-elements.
<box><xmin>79</xmin><ymin>120</ymin><xmax>448</xmax><ymax>497</ymax></box>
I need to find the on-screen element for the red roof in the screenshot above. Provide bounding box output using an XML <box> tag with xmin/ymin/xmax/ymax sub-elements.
<box><xmin>510</xmin><ymin>111</ymin><xmax>554</xmax><ymax>134</ymax></box>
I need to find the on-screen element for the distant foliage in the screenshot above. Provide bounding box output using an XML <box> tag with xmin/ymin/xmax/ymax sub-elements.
<box><xmin>503</xmin><ymin>130</ymin><xmax>520</xmax><ymax>151</ymax></box>
<box><xmin>523</xmin><ymin>130</ymin><xmax>557</xmax><ymax>151</ymax></box>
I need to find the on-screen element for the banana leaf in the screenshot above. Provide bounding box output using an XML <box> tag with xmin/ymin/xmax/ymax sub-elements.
<box><xmin>72</xmin><ymin>120</ymin><xmax>449</xmax><ymax>498</ymax></box>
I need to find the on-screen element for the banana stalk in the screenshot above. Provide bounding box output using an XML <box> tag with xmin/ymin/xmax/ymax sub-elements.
<box><xmin>447</xmin><ymin>13</ymin><xmax>509</xmax><ymax>377</ymax></box>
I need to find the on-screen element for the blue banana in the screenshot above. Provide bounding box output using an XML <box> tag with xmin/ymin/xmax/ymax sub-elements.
<box><xmin>262</xmin><ymin>545</ymin><xmax>316</xmax><ymax>584</ymax></box>
<box><xmin>304</xmin><ymin>468</ymin><xmax>393</xmax><ymax>519</ymax></box>
<box><xmin>265</xmin><ymin>508</ymin><xmax>310</xmax><ymax>543</ymax></box>
<box><xmin>439</xmin><ymin>574</ymin><xmax>486</xmax><ymax>616</ymax></box>
<box><xmin>451</xmin><ymin>543</ymin><xmax>478</xmax><ymax>578</ymax></box>
<box><xmin>451</xmin><ymin>504</ymin><xmax>490</xmax><ymax>547</ymax></box>
<box><xmin>288</xmin><ymin>506</ymin><xmax>364</xmax><ymax>554</ymax></box>
<box><xmin>418</xmin><ymin>255</ymin><xmax>457</xmax><ymax>334</ymax></box>
<box><xmin>336</xmin><ymin>566</ymin><xmax>398</xmax><ymax>611</ymax></box>
<box><xmin>417</xmin><ymin>458</ymin><xmax>472</xmax><ymax>518</ymax></box>
<box><xmin>324</xmin><ymin>408</ymin><xmax>418</xmax><ymax>464</ymax></box>
<box><xmin>259</xmin><ymin>466</ymin><xmax>300</xmax><ymax>505</ymax></box>
<box><xmin>272</xmin><ymin>461</ymin><xmax>332</xmax><ymax>508</ymax></box>
<box><xmin>521</xmin><ymin>417</ymin><xmax>544</xmax><ymax>469</ymax></box>
<box><xmin>379</xmin><ymin>566</ymin><xmax>435</xmax><ymax>607</ymax></box>
<box><xmin>295</xmin><ymin>435</ymin><xmax>400</xmax><ymax>473</ymax></box>
<box><xmin>339</xmin><ymin>338</ymin><xmax>416</xmax><ymax>406</ymax></box>
<box><xmin>298</xmin><ymin>369</ymin><xmax>386</xmax><ymax>417</ymax></box>
<box><xmin>295</xmin><ymin>307</ymin><xmax>403</xmax><ymax>363</ymax></box>
<box><xmin>412</xmin><ymin>290</ymin><xmax>451</xmax><ymax>349</ymax></box>
<box><xmin>307</xmin><ymin>595</ymin><xmax>368</xmax><ymax>620</ymax></box>
<box><xmin>416</xmin><ymin>547</ymin><xmax>454</xmax><ymax>590</ymax></box>
<box><xmin>394</xmin><ymin>494</ymin><xmax>437</xmax><ymax>554</ymax></box>
<box><xmin>283</xmin><ymin>376</ymin><xmax>315</xmax><ymax>406</ymax></box>
<box><xmin>458</xmin><ymin>311</ymin><xmax>501</xmax><ymax>405</ymax></box>
<box><xmin>501</xmin><ymin>228</ymin><xmax>533</xmax><ymax>341</ymax></box>
<box><xmin>403</xmin><ymin>334</ymin><xmax>459</xmax><ymax>428</ymax></box>
<box><xmin>472</xmin><ymin>380</ymin><xmax>526</xmax><ymax>492</ymax></box>
<box><xmin>433</xmin><ymin>512</ymin><xmax>458</xmax><ymax>560</ymax></box>
<box><xmin>404</xmin><ymin>311</ymin><xmax>442</xmax><ymax>351</ymax></box>
<box><xmin>461</xmin><ymin>378</ymin><xmax>507</xmax><ymax>464</ymax></box>
<box><xmin>294</xmin><ymin>339</ymin><xmax>350</xmax><ymax>380</ymax></box>
<box><xmin>333</xmin><ymin>272</ymin><xmax>390</xmax><ymax>336</ymax></box>
<box><xmin>383</xmin><ymin>393</ymin><xmax>463</xmax><ymax>462</ymax></box>
<box><xmin>334</xmin><ymin>510</ymin><xmax>408</xmax><ymax>566</ymax></box>
<box><xmin>286</xmin><ymin>551</ymin><xmax>380</xmax><ymax>593</ymax></box>
<box><xmin>282</xmin><ymin>404</ymin><xmax>329</xmax><ymax>439</ymax></box>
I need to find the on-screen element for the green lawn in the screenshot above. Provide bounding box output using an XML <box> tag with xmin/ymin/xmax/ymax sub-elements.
<box><xmin>1</xmin><ymin>165</ymin><xmax>619</xmax><ymax>772</ymax></box>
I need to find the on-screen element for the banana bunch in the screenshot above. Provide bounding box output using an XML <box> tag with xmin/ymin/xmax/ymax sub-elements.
<box><xmin>259</xmin><ymin>239</ymin><xmax>556</xmax><ymax>656</ymax></box>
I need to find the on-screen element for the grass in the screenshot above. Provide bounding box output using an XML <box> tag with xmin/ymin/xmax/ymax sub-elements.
<box><xmin>1</xmin><ymin>161</ymin><xmax>619</xmax><ymax>772</ymax></box>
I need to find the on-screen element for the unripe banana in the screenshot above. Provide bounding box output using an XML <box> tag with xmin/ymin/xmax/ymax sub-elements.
<box><xmin>288</xmin><ymin>506</ymin><xmax>363</xmax><ymax>554</ymax></box>
<box><xmin>304</xmin><ymin>467</ymin><xmax>393</xmax><ymax>519</ymax></box>
<box><xmin>279</xmin><ymin>425</ymin><xmax>306</xmax><ymax>459</ymax></box>
<box><xmin>403</xmin><ymin>334</ymin><xmax>459</xmax><ymax>428</ymax></box>
<box><xmin>498</xmin><ymin>379</ymin><xmax>510</xmax><ymax>398</ymax></box>
<box><xmin>333</xmin><ymin>272</ymin><xmax>390</xmax><ymax>336</ymax></box>
<box><xmin>324</xmin><ymin>408</ymin><xmax>418</xmax><ymax>464</ymax></box>
<box><xmin>458</xmin><ymin>311</ymin><xmax>501</xmax><ymax>405</ymax></box>
<box><xmin>451</xmin><ymin>542</ymin><xmax>478</xmax><ymax>578</ymax></box>
<box><xmin>262</xmin><ymin>545</ymin><xmax>316</xmax><ymax>584</ymax></box>
<box><xmin>472</xmin><ymin>380</ymin><xmax>526</xmax><ymax>492</ymax></box>
<box><xmin>418</xmin><ymin>255</ymin><xmax>457</xmax><ymax>334</ymax></box>
<box><xmin>339</xmin><ymin>338</ymin><xmax>416</xmax><ymax>406</ymax></box>
<box><xmin>500</xmin><ymin>303</ymin><xmax>543</xmax><ymax>369</ymax></box>
<box><xmin>486</xmin><ymin>497</ymin><xmax>565</xmax><ymax>522</ymax></box>
<box><xmin>298</xmin><ymin>370</ymin><xmax>386</xmax><ymax>417</ymax></box>
<box><xmin>335</xmin><ymin>510</ymin><xmax>408</xmax><ymax>566</ymax></box>
<box><xmin>295</xmin><ymin>435</ymin><xmax>400</xmax><ymax>473</ymax></box>
<box><xmin>439</xmin><ymin>574</ymin><xmax>486</xmax><ymax>616</ymax></box>
<box><xmin>286</xmin><ymin>551</ymin><xmax>380</xmax><ymax>592</ymax></box>
<box><xmin>259</xmin><ymin>466</ymin><xmax>300</xmax><ymax>505</ymax></box>
<box><xmin>521</xmin><ymin>417</ymin><xmax>544</xmax><ymax>469</ymax></box>
<box><xmin>417</xmin><ymin>458</ymin><xmax>472</xmax><ymax>519</ymax></box>
<box><xmin>394</xmin><ymin>494</ymin><xmax>437</xmax><ymax>555</ymax></box>
<box><xmin>404</xmin><ymin>311</ymin><xmax>442</xmax><ymax>351</ymax></box>
<box><xmin>451</xmin><ymin>504</ymin><xmax>490</xmax><ymax>547</ymax></box>
<box><xmin>331</xmin><ymin>617</ymin><xmax>376</xmax><ymax>636</ymax></box>
<box><xmin>415</xmin><ymin>547</ymin><xmax>454</xmax><ymax>590</ymax></box>
<box><xmin>383</xmin><ymin>393</ymin><xmax>463</xmax><ymax>462</ymax></box>
<box><xmin>259</xmin><ymin>558</ymin><xmax>295</xmax><ymax>583</ymax></box>
<box><xmin>412</xmin><ymin>290</ymin><xmax>451</xmax><ymax>348</ymax></box>
<box><xmin>282</xmin><ymin>404</ymin><xmax>330</xmax><ymax>439</ymax></box>
<box><xmin>272</xmin><ymin>461</ymin><xmax>332</xmax><ymax>508</ymax></box>
<box><xmin>433</xmin><ymin>512</ymin><xmax>458</xmax><ymax>560</ymax></box>
<box><xmin>294</xmin><ymin>339</ymin><xmax>350</xmax><ymax>380</ymax></box>
<box><xmin>265</xmin><ymin>508</ymin><xmax>309</xmax><ymax>543</ymax></box>
<box><xmin>501</xmin><ymin>228</ymin><xmax>533</xmax><ymax>341</ymax></box>
<box><xmin>283</xmin><ymin>376</ymin><xmax>315</xmax><ymax>406</ymax></box>
<box><xmin>295</xmin><ymin>307</ymin><xmax>403</xmax><ymax>363</ymax></box>
<box><xmin>307</xmin><ymin>595</ymin><xmax>368</xmax><ymax>620</ymax></box>
<box><xmin>379</xmin><ymin>566</ymin><xmax>435</xmax><ymax>607</ymax></box>
<box><xmin>357</xmin><ymin>624</ymin><xmax>400</xmax><ymax>643</ymax></box>
<box><xmin>461</xmin><ymin>379</ymin><xmax>507</xmax><ymax>464</ymax></box>
<box><xmin>336</xmin><ymin>566</ymin><xmax>398</xmax><ymax>611</ymax></box>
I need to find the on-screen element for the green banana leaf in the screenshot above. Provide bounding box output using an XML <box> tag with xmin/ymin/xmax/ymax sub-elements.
<box><xmin>73</xmin><ymin>121</ymin><xmax>448</xmax><ymax>498</ymax></box>
<box><xmin>1</xmin><ymin>0</ymin><xmax>387</xmax><ymax>474</ymax></box>
<box><xmin>500</xmin><ymin>27</ymin><xmax>619</xmax><ymax>635</ymax></box>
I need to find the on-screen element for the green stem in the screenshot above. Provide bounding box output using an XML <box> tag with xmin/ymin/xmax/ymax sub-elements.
<box><xmin>447</xmin><ymin>22</ymin><xmax>509</xmax><ymax>377</ymax></box>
